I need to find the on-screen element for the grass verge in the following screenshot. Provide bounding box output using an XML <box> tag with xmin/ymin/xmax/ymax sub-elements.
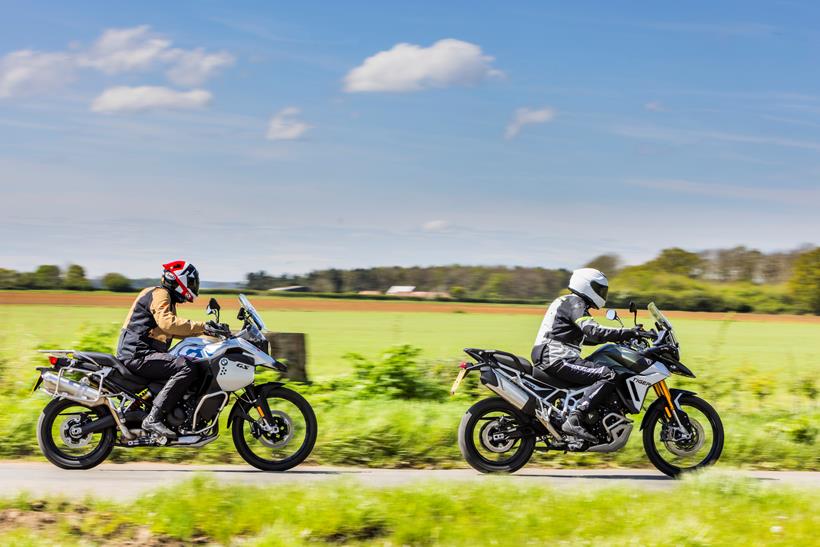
<box><xmin>0</xmin><ymin>471</ymin><xmax>817</xmax><ymax>546</ymax></box>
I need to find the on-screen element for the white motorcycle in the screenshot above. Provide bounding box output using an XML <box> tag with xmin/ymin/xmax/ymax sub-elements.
<box><xmin>33</xmin><ymin>294</ymin><xmax>317</xmax><ymax>471</ymax></box>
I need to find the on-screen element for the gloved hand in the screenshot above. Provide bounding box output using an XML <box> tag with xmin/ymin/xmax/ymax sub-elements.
<box><xmin>620</xmin><ymin>328</ymin><xmax>646</xmax><ymax>341</ymax></box>
<box><xmin>204</xmin><ymin>321</ymin><xmax>231</xmax><ymax>337</ymax></box>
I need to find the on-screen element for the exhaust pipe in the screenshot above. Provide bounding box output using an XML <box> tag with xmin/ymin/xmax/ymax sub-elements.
<box><xmin>481</xmin><ymin>368</ymin><xmax>536</xmax><ymax>413</ymax></box>
<box><xmin>41</xmin><ymin>371</ymin><xmax>103</xmax><ymax>405</ymax></box>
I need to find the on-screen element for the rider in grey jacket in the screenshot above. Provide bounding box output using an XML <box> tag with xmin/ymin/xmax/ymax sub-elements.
<box><xmin>532</xmin><ymin>268</ymin><xmax>641</xmax><ymax>441</ymax></box>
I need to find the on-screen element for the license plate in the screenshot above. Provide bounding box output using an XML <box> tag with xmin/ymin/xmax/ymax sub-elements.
<box><xmin>450</xmin><ymin>368</ymin><xmax>467</xmax><ymax>395</ymax></box>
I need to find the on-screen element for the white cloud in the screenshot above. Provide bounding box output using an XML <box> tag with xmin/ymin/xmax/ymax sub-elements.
<box><xmin>266</xmin><ymin>107</ymin><xmax>312</xmax><ymax>140</ymax></box>
<box><xmin>504</xmin><ymin>107</ymin><xmax>555</xmax><ymax>139</ymax></box>
<box><xmin>165</xmin><ymin>48</ymin><xmax>235</xmax><ymax>86</ymax></box>
<box><xmin>344</xmin><ymin>38</ymin><xmax>503</xmax><ymax>93</ymax></box>
<box><xmin>79</xmin><ymin>25</ymin><xmax>172</xmax><ymax>73</ymax></box>
<box><xmin>0</xmin><ymin>25</ymin><xmax>233</xmax><ymax>100</ymax></box>
<box><xmin>644</xmin><ymin>100</ymin><xmax>665</xmax><ymax>112</ymax></box>
<box><xmin>422</xmin><ymin>220</ymin><xmax>450</xmax><ymax>232</ymax></box>
<box><xmin>0</xmin><ymin>50</ymin><xmax>75</xmax><ymax>98</ymax></box>
<box><xmin>90</xmin><ymin>86</ymin><xmax>212</xmax><ymax>113</ymax></box>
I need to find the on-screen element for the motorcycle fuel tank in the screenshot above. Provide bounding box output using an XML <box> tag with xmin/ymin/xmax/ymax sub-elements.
<box><xmin>587</xmin><ymin>343</ymin><xmax>647</xmax><ymax>373</ymax></box>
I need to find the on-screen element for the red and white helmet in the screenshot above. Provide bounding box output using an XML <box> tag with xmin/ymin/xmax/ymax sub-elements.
<box><xmin>161</xmin><ymin>260</ymin><xmax>200</xmax><ymax>303</ymax></box>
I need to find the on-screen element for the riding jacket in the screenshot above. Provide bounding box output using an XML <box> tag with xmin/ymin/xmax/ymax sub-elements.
<box><xmin>531</xmin><ymin>293</ymin><xmax>630</xmax><ymax>368</ymax></box>
<box><xmin>116</xmin><ymin>286</ymin><xmax>206</xmax><ymax>363</ymax></box>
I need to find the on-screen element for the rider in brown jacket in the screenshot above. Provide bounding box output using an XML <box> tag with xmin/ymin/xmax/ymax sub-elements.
<box><xmin>116</xmin><ymin>261</ymin><xmax>225</xmax><ymax>437</ymax></box>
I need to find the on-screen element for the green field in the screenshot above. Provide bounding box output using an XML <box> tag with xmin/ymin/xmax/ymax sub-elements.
<box><xmin>0</xmin><ymin>299</ymin><xmax>818</xmax><ymax>469</ymax></box>
<box><xmin>2</xmin><ymin>302</ymin><xmax>818</xmax><ymax>378</ymax></box>
<box><xmin>1</xmin><ymin>472</ymin><xmax>817</xmax><ymax>545</ymax></box>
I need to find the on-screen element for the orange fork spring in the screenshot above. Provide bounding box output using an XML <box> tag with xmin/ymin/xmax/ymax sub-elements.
<box><xmin>653</xmin><ymin>381</ymin><xmax>674</xmax><ymax>418</ymax></box>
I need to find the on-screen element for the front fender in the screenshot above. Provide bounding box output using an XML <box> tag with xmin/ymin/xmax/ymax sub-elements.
<box><xmin>640</xmin><ymin>388</ymin><xmax>696</xmax><ymax>430</ymax></box>
<box><xmin>226</xmin><ymin>382</ymin><xmax>284</xmax><ymax>428</ymax></box>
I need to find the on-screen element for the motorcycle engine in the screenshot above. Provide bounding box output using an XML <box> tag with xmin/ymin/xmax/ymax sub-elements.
<box><xmin>166</xmin><ymin>397</ymin><xmax>195</xmax><ymax>427</ymax></box>
<box><xmin>586</xmin><ymin>400</ymin><xmax>624</xmax><ymax>440</ymax></box>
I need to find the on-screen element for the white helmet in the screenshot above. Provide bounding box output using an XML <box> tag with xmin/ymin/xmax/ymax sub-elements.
<box><xmin>568</xmin><ymin>268</ymin><xmax>609</xmax><ymax>309</ymax></box>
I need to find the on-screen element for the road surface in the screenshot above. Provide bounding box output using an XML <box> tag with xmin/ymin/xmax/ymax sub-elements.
<box><xmin>0</xmin><ymin>463</ymin><xmax>817</xmax><ymax>500</ymax></box>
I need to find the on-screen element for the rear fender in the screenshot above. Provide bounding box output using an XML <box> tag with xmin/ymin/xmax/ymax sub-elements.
<box><xmin>226</xmin><ymin>382</ymin><xmax>284</xmax><ymax>428</ymax></box>
<box><xmin>640</xmin><ymin>388</ymin><xmax>696</xmax><ymax>430</ymax></box>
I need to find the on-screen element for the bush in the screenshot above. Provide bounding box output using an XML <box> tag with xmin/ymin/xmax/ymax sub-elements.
<box><xmin>789</xmin><ymin>247</ymin><xmax>820</xmax><ymax>314</ymax></box>
<box><xmin>101</xmin><ymin>272</ymin><xmax>133</xmax><ymax>292</ymax></box>
<box><xmin>343</xmin><ymin>345</ymin><xmax>447</xmax><ymax>401</ymax></box>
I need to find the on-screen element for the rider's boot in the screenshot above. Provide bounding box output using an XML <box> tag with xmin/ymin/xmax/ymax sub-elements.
<box><xmin>562</xmin><ymin>410</ymin><xmax>597</xmax><ymax>442</ymax></box>
<box><xmin>142</xmin><ymin>407</ymin><xmax>177</xmax><ymax>438</ymax></box>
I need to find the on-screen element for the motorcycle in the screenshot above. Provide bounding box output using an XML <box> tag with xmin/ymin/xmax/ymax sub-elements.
<box><xmin>33</xmin><ymin>294</ymin><xmax>317</xmax><ymax>471</ymax></box>
<box><xmin>450</xmin><ymin>302</ymin><xmax>723</xmax><ymax>477</ymax></box>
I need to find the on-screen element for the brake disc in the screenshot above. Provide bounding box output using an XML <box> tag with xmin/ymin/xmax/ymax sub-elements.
<box><xmin>480</xmin><ymin>419</ymin><xmax>516</xmax><ymax>453</ymax></box>
<box><xmin>665</xmin><ymin>419</ymin><xmax>705</xmax><ymax>457</ymax></box>
<box><xmin>258</xmin><ymin>410</ymin><xmax>294</xmax><ymax>449</ymax></box>
<box><xmin>60</xmin><ymin>416</ymin><xmax>91</xmax><ymax>448</ymax></box>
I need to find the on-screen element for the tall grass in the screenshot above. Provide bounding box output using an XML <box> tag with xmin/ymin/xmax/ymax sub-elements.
<box><xmin>0</xmin><ymin>472</ymin><xmax>817</xmax><ymax>545</ymax></box>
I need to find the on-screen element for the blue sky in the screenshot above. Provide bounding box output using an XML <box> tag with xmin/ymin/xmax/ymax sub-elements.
<box><xmin>1</xmin><ymin>1</ymin><xmax>818</xmax><ymax>280</ymax></box>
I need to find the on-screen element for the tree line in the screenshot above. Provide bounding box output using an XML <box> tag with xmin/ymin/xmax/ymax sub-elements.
<box><xmin>0</xmin><ymin>265</ymin><xmax>133</xmax><ymax>292</ymax></box>
<box><xmin>246</xmin><ymin>245</ymin><xmax>820</xmax><ymax>314</ymax></box>
<box><xmin>2</xmin><ymin>245</ymin><xmax>819</xmax><ymax>313</ymax></box>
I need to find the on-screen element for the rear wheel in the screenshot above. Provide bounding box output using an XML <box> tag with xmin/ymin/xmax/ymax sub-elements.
<box><xmin>643</xmin><ymin>394</ymin><xmax>723</xmax><ymax>477</ymax></box>
<box><xmin>458</xmin><ymin>397</ymin><xmax>535</xmax><ymax>473</ymax></box>
<box><xmin>37</xmin><ymin>399</ymin><xmax>115</xmax><ymax>470</ymax></box>
<box><xmin>232</xmin><ymin>387</ymin><xmax>317</xmax><ymax>471</ymax></box>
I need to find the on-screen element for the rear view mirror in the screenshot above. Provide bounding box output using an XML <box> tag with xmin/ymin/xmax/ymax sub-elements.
<box><xmin>605</xmin><ymin>309</ymin><xmax>618</xmax><ymax>321</ymax></box>
<box><xmin>628</xmin><ymin>301</ymin><xmax>638</xmax><ymax>326</ymax></box>
<box><xmin>206</xmin><ymin>297</ymin><xmax>220</xmax><ymax>314</ymax></box>
<box><xmin>206</xmin><ymin>298</ymin><xmax>221</xmax><ymax>322</ymax></box>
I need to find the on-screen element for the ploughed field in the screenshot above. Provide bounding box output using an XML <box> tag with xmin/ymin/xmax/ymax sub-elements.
<box><xmin>0</xmin><ymin>292</ymin><xmax>817</xmax><ymax>470</ymax></box>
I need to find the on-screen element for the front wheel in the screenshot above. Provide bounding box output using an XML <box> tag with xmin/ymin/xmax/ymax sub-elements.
<box><xmin>231</xmin><ymin>386</ymin><xmax>317</xmax><ymax>471</ymax></box>
<box><xmin>643</xmin><ymin>394</ymin><xmax>724</xmax><ymax>477</ymax></box>
<box><xmin>37</xmin><ymin>398</ymin><xmax>115</xmax><ymax>470</ymax></box>
<box><xmin>458</xmin><ymin>397</ymin><xmax>535</xmax><ymax>473</ymax></box>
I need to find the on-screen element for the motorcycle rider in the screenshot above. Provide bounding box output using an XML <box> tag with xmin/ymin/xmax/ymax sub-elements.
<box><xmin>531</xmin><ymin>268</ymin><xmax>643</xmax><ymax>442</ymax></box>
<box><xmin>116</xmin><ymin>261</ymin><xmax>228</xmax><ymax>438</ymax></box>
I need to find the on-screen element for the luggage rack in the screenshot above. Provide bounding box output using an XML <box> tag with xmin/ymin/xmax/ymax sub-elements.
<box><xmin>36</xmin><ymin>349</ymin><xmax>110</xmax><ymax>403</ymax></box>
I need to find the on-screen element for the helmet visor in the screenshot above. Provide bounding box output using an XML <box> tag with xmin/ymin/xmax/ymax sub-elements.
<box><xmin>187</xmin><ymin>273</ymin><xmax>200</xmax><ymax>297</ymax></box>
<box><xmin>590</xmin><ymin>280</ymin><xmax>608</xmax><ymax>302</ymax></box>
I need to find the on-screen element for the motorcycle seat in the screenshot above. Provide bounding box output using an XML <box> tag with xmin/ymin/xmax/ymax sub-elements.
<box><xmin>74</xmin><ymin>351</ymin><xmax>150</xmax><ymax>388</ymax></box>
<box><xmin>491</xmin><ymin>352</ymin><xmax>578</xmax><ymax>389</ymax></box>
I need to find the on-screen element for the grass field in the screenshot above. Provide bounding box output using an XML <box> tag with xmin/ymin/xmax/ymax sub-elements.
<box><xmin>0</xmin><ymin>293</ymin><xmax>818</xmax><ymax>469</ymax></box>
<box><xmin>2</xmin><ymin>296</ymin><xmax>819</xmax><ymax>379</ymax></box>
<box><xmin>0</xmin><ymin>472</ymin><xmax>817</xmax><ymax>545</ymax></box>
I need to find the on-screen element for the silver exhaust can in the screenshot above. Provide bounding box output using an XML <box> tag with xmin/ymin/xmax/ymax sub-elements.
<box><xmin>41</xmin><ymin>371</ymin><xmax>103</xmax><ymax>405</ymax></box>
<box><xmin>483</xmin><ymin>369</ymin><xmax>535</xmax><ymax>412</ymax></box>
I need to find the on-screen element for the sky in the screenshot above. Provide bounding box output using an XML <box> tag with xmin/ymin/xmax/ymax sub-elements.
<box><xmin>1</xmin><ymin>1</ymin><xmax>819</xmax><ymax>281</ymax></box>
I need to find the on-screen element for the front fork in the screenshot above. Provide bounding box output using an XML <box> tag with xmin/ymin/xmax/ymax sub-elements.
<box><xmin>653</xmin><ymin>380</ymin><xmax>694</xmax><ymax>440</ymax></box>
<box><xmin>652</xmin><ymin>380</ymin><xmax>675</xmax><ymax>419</ymax></box>
<box><xmin>244</xmin><ymin>385</ymin><xmax>273</xmax><ymax>426</ymax></box>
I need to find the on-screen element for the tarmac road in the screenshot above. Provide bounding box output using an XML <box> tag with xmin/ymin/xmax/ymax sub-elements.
<box><xmin>0</xmin><ymin>462</ymin><xmax>817</xmax><ymax>501</ymax></box>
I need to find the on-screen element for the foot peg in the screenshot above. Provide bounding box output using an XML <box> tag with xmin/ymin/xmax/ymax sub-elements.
<box><xmin>562</xmin><ymin>412</ymin><xmax>597</xmax><ymax>442</ymax></box>
<box><xmin>141</xmin><ymin>415</ymin><xmax>177</xmax><ymax>439</ymax></box>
